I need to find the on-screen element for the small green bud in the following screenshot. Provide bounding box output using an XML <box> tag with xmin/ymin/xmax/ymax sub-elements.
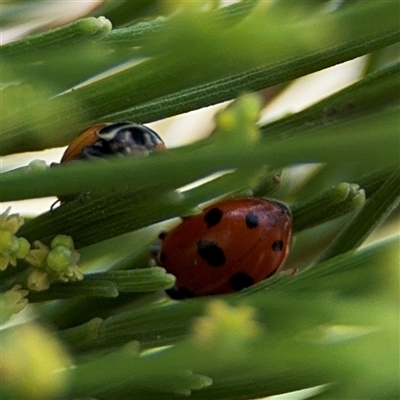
<box><xmin>215</xmin><ymin>109</ymin><xmax>236</xmax><ymax>132</ymax></box>
<box><xmin>26</xmin><ymin>237</ymin><xmax>82</xmax><ymax>289</ymax></box>
<box><xmin>352</xmin><ymin>189</ymin><xmax>366</xmax><ymax>208</ymax></box>
<box><xmin>50</xmin><ymin>234</ymin><xmax>74</xmax><ymax>250</ymax></box>
<box><xmin>214</xmin><ymin>94</ymin><xmax>262</xmax><ymax>146</ymax></box>
<box><xmin>15</xmin><ymin>237</ymin><xmax>31</xmax><ymax>259</ymax></box>
<box><xmin>46</xmin><ymin>246</ymin><xmax>72</xmax><ymax>272</ymax></box>
<box><xmin>28</xmin><ymin>159</ymin><xmax>48</xmax><ymax>171</ymax></box>
<box><xmin>235</xmin><ymin>94</ymin><xmax>262</xmax><ymax>124</ymax></box>
<box><xmin>335</xmin><ymin>182</ymin><xmax>352</xmax><ymax>200</ymax></box>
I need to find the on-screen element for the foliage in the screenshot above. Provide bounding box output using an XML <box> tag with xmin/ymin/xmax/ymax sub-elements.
<box><xmin>1</xmin><ymin>1</ymin><xmax>399</xmax><ymax>399</ymax></box>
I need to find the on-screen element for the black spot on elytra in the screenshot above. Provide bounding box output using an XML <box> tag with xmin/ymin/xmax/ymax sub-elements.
<box><xmin>229</xmin><ymin>272</ymin><xmax>255</xmax><ymax>291</ymax></box>
<box><xmin>197</xmin><ymin>240</ymin><xmax>226</xmax><ymax>267</ymax></box>
<box><xmin>167</xmin><ymin>287</ymin><xmax>195</xmax><ymax>299</ymax></box>
<box><xmin>204</xmin><ymin>207</ymin><xmax>223</xmax><ymax>228</ymax></box>
<box><xmin>245</xmin><ymin>212</ymin><xmax>259</xmax><ymax>229</ymax></box>
<box><xmin>271</xmin><ymin>240</ymin><xmax>284</xmax><ymax>252</ymax></box>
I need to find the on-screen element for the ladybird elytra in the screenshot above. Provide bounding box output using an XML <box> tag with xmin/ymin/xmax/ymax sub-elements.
<box><xmin>61</xmin><ymin>123</ymin><xmax>107</xmax><ymax>163</ymax></box>
<box><xmin>158</xmin><ymin>197</ymin><xmax>292</xmax><ymax>297</ymax></box>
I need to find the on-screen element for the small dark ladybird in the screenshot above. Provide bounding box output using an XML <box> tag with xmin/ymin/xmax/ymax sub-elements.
<box><xmin>61</xmin><ymin>121</ymin><xmax>165</xmax><ymax>163</ymax></box>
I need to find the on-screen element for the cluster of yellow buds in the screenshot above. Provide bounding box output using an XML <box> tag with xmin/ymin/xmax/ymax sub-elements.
<box><xmin>25</xmin><ymin>235</ymin><xmax>83</xmax><ymax>291</ymax></box>
<box><xmin>1</xmin><ymin>206</ymin><xmax>82</xmax><ymax>293</ymax></box>
<box><xmin>0</xmin><ymin>207</ymin><xmax>31</xmax><ymax>271</ymax></box>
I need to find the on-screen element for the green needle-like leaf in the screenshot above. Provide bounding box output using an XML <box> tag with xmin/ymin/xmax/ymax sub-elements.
<box><xmin>1</xmin><ymin>17</ymin><xmax>112</xmax><ymax>58</ymax></box>
<box><xmin>3</xmin><ymin>106</ymin><xmax>399</xmax><ymax>202</ymax></box>
<box><xmin>261</xmin><ymin>62</ymin><xmax>400</xmax><ymax>138</ymax></box>
<box><xmin>85</xmin><ymin>268</ymin><xmax>176</xmax><ymax>293</ymax></box>
<box><xmin>58</xmin><ymin>238</ymin><xmax>398</xmax><ymax>353</ymax></box>
<box><xmin>28</xmin><ymin>279</ymin><xmax>119</xmax><ymax>302</ymax></box>
<box><xmin>319</xmin><ymin>169</ymin><xmax>400</xmax><ymax>261</ymax></box>
<box><xmin>291</xmin><ymin>182</ymin><xmax>365</xmax><ymax>232</ymax></box>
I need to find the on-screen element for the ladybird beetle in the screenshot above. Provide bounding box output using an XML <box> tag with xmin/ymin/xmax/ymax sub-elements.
<box><xmin>158</xmin><ymin>197</ymin><xmax>292</xmax><ymax>298</ymax></box>
<box><xmin>54</xmin><ymin>122</ymin><xmax>165</xmax><ymax>206</ymax></box>
<box><xmin>61</xmin><ymin>121</ymin><xmax>165</xmax><ymax>163</ymax></box>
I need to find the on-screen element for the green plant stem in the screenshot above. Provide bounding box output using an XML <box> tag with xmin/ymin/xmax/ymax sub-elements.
<box><xmin>101</xmin><ymin>0</ymin><xmax>259</xmax><ymax>44</ymax></box>
<box><xmin>260</xmin><ymin>62</ymin><xmax>400</xmax><ymax>139</ymax></box>
<box><xmin>58</xmin><ymin>300</ymin><xmax>203</xmax><ymax>352</ymax></box>
<box><xmin>180</xmin><ymin>168</ymin><xmax>268</xmax><ymax>208</ymax></box>
<box><xmin>318</xmin><ymin>169</ymin><xmax>400</xmax><ymax>262</ymax></box>
<box><xmin>101</xmin><ymin>16</ymin><xmax>167</xmax><ymax>44</ymax></box>
<box><xmin>356</xmin><ymin>166</ymin><xmax>399</xmax><ymax>197</ymax></box>
<box><xmin>39</xmin><ymin>292</ymin><xmax>166</xmax><ymax>331</ymax></box>
<box><xmin>58</xmin><ymin>237</ymin><xmax>397</xmax><ymax>353</ymax></box>
<box><xmin>0</xmin><ymin>17</ymin><xmax>111</xmax><ymax>58</ymax></box>
<box><xmin>291</xmin><ymin>183</ymin><xmax>365</xmax><ymax>232</ymax></box>
<box><xmin>90</xmin><ymin>0</ymin><xmax>161</xmax><ymax>27</ymax></box>
<box><xmin>85</xmin><ymin>268</ymin><xmax>175</xmax><ymax>292</ymax></box>
<box><xmin>55</xmin><ymin>317</ymin><xmax>103</xmax><ymax>349</ymax></box>
<box><xmin>28</xmin><ymin>280</ymin><xmax>119</xmax><ymax>302</ymax></box>
<box><xmin>3</xmin><ymin>107</ymin><xmax>398</xmax><ymax>202</ymax></box>
<box><xmin>8</xmin><ymin>107</ymin><xmax>396</xmax><ymax>248</ymax></box>
<box><xmin>213</xmin><ymin>0</ymin><xmax>260</xmax><ymax>23</ymax></box>
<box><xmin>63</xmin><ymin>268</ymin><xmax>397</xmax><ymax>400</ymax></box>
